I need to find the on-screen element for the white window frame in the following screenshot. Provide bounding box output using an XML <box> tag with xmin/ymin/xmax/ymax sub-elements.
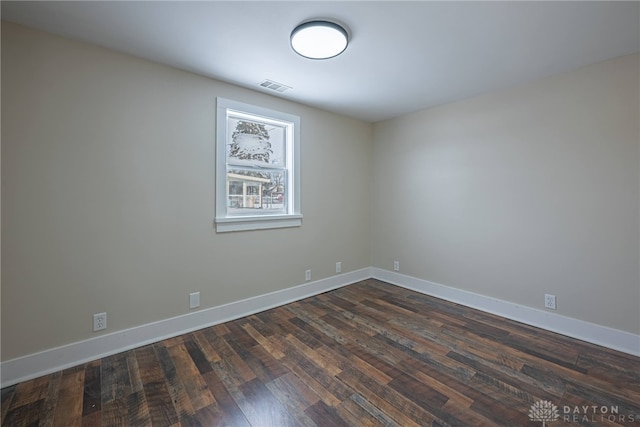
<box><xmin>215</xmin><ymin>97</ymin><xmax>302</xmax><ymax>232</ymax></box>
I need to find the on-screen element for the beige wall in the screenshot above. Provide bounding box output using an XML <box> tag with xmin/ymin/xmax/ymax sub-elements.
<box><xmin>1</xmin><ymin>23</ymin><xmax>372</xmax><ymax>361</ymax></box>
<box><xmin>372</xmin><ymin>54</ymin><xmax>640</xmax><ymax>334</ymax></box>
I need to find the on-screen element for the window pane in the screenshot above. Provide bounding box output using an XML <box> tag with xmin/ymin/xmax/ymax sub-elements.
<box><xmin>227</xmin><ymin>117</ymin><xmax>286</xmax><ymax>168</ymax></box>
<box><xmin>227</xmin><ymin>168</ymin><xmax>287</xmax><ymax>215</ymax></box>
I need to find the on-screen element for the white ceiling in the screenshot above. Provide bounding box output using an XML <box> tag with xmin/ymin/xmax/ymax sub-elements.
<box><xmin>2</xmin><ymin>1</ymin><xmax>639</xmax><ymax>122</ymax></box>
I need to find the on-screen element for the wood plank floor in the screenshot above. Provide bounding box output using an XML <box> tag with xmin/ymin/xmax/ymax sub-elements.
<box><xmin>2</xmin><ymin>279</ymin><xmax>639</xmax><ymax>426</ymax></box>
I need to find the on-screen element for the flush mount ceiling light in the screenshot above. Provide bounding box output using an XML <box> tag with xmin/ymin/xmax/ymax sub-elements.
<box><xmin>290</xmin><ymin>20</ymin><xmax>349</xmax><ymax>60</ymax></box>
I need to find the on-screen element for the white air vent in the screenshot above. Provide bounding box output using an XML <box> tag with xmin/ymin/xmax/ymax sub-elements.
<box><xmin>259</xmin><ymin>79</ymin><xmax>292</xmax><ymax>93</ymax></box>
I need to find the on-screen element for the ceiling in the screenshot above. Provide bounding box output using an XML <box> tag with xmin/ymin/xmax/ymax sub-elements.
<box><xmin>2</xmin><ymin>1</ymin><xmax>639</xmax><ymax>122</ymax></box>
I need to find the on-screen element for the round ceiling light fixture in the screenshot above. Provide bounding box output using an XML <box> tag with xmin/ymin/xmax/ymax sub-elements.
<box><xmin>290</xmin><ymin>20</ymin><xmax>349</xmax><ymax>60</ymax></box>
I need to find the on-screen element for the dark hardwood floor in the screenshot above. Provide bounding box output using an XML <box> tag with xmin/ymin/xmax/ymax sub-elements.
<box><xmin>2</xmin><ymin>279</ymin><xmax>639</xmax><ymax>426</ymax></box>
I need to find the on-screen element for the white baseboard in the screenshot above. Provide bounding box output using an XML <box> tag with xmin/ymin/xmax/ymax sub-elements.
<box><xmin>3</xmin><ymin>267</ymin><xmax>638</xmax><ymax>388</ymax></box>
<box><xmin>371</xmin><ymin>268</ymin><xmax>640</xmax><ymax>357</ymax></box>
<box><xmin>0</xmin><ymin>268</ymin><xmax>372</xmax><ymax>388</ymax></box>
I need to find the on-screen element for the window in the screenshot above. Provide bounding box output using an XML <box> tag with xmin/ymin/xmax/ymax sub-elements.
<box><xmin>215</xmin><ymin>98</ymin><xmax>301</xmax><ymax>232</ymax></box>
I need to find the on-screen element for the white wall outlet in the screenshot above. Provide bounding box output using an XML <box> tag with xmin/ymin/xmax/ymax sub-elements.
<box><xmin>189</xmin><ymin>292</ymin><xmax>200</xmax><ymax>309</ymax></box>
<box><xmin>393</xmin><ymin>260</ymin><xmax>400</xmax><ymax>271</ymax></box>
<box><xmin>544</xmin><ymin>294</ymin><xmax>557</xmax><ymax>310</ymax></box>
<box><xmin>336</xmin><ymin>261</ymin><xmax>342</xmax><ymax>273</ymax></box>
<box><xmin>305</xmin><ymin>269</ymin><xmax>312</xmax><ymax>281</ymax></box>
<box><xmin>93</xmin><ymin>312</ymin><xmax>107</xmax><ymax>332</ymax></box>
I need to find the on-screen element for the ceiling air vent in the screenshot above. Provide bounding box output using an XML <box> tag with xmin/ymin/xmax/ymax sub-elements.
<box><xmin>259</xmin><ymin>79</ymin><xmax>292</xmax><ymax>93</ymax></box>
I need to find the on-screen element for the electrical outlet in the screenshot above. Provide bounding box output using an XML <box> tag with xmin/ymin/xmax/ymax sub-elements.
<box><xmin>393</xmin><ymin>260</ymin><xmax>400</xmax><ymax>271</ymax></box>
<box><xmin>544</xmin><ymin>294</ymin><xmax>557</xmax><ymax>310</ymax></box>
<box><xmin>336</xmin><ymin>261</ymin><xmax>342</xmax><ymax>273</ymax></box>
<box><xmin>93</xmin><ymin>312</ymin><xmax>107</xmax><ymax>332</ymax></box>
<box><xmin>305</xmin><ymin>270</ymin><xmax>312</xmax><ymax>281</ymax></box>
<box><xmin>189</xmin><ymin>292</ymin><xmax>200</xmax><ymax>309</ymax></box>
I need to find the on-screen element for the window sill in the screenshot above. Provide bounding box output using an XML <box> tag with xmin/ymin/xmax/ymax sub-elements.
<box><xmin>215</xmin><ymin>214</ymin><xmax>303</xmax><ymax>233</ymax></box>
